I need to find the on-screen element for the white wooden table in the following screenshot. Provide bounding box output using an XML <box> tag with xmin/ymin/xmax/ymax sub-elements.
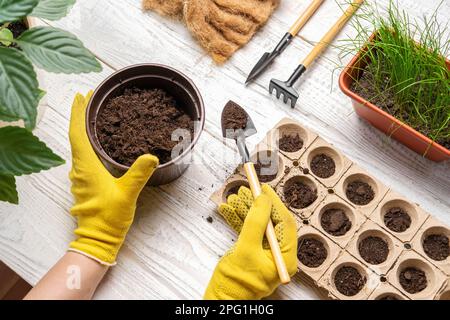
<box><xmin>0</xmin><ymin>0</ymin><xmax>449</xmax><ymax>300</ymax></box>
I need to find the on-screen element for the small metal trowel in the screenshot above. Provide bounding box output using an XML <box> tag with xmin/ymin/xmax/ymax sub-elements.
<box><xmin>221</xmin><ymin>101</ymin><xmax>290</xmax><ymax>284</ymax></box>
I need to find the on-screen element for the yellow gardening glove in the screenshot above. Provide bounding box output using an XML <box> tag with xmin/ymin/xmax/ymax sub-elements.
<box><xmin>204</xmin><ymin>185</ymin><xmax>298</xmax><ymax>300</ymax></box>
<box><xmin>67</xmin><ymin>92</ymin><xmax>159</xmax><ymax>265</ymax></box>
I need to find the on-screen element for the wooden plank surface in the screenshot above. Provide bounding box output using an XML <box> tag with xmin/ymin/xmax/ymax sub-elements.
<box><xmin>0</xmin><ymin>0</ymin><xmax>449</xmax><ymax>300</ymax></box>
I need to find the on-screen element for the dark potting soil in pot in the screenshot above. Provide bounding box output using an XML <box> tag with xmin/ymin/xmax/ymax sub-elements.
<box><xmin>96</xmin><ymin>88</ymin><xmax>194</xmax><ymax>166</ymax></box>
<box><xmin>358</xmin><ymin>236</ymin><xmax>389</xmax><ymax>265</ymax></box>
<box><xmin>399</xmin><ymin>267</ymin><xmax>427</xmax><ymax>294</ymax></box>
<box><xmin>321</xmin><ymin>208</ymin><xmax>352</xmax><ymax>236</ymax></box>
<box><xmin>310</xmin><ymin>154</ymin><xmax>336</xmax><ymax>178</ymax></box>
<box><xmin>423</xmin><ymin>234</ymin><xmax>449</xmax><ymax>261</ymax></box>
<box><xmin>334</xmin><ymin>266</ymin><xmax>366</xmax><ymax>296</ymax></box>
<box><xmin>384</xmin><ymin>207</ymin><xmax>411</xmax><ymax>233</ymax></box>
<box><xmin>297</xmin><ymin>238</ymin><xmax>327</xmax><ymax>268</ymax></box>
<box><xmin>279</xmin><ymin>133</ymin><xmax>303</xmax><ymax>152</ymax></box>
<box><xmin>351</xmin><ymin>63</ymin><xmax>450</xmax><ymax>149</ymax></box>
<box><xmin>1</xmin><ymin>21</ymin><xmax>27</xmax><ymax>49</ymax></box>
<box><xmin>346</xmin><ymin>180</ymin><xmax>375</xmax><ymax>205</ymax></box>
<box><xmin>254</xmin><ymin>158</ymin><xmax>278</xmax><ymax>183</ymax></box>
<box><xmin>222</xmin><ymin>101</ymin><xmax>248</xmax><ymax>131</ymax></box>
<box><xmin>284</xmin><ymin>181</ymin><xmax>317</xmax><ymax>209</ymax></box>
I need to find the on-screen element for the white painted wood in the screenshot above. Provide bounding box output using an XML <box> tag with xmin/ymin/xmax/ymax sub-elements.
<box><xmin>0</xmin><ymin>0</ymin><xmax>449</xmax><ymax>300</ymax></box>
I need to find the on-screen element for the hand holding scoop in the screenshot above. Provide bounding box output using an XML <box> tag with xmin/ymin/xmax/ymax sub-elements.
<box><xmin>221</xmin><ymin>101</ymin><xmax>291</xmax><ymax>284</ymax></box>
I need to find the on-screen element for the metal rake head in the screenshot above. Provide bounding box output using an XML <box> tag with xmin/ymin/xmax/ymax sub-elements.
<box><xmin>269</xmin><ymin>78</ymin><xmax>299</xmax><ymax>108</ymax></box>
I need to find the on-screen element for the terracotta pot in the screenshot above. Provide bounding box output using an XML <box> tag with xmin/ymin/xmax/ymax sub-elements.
<box><xmin>86</xmin><ymin>64</ymin><xmax>205</xmax><ymax>186</ymax></box>
<box><xmin>339</xmin><ymin>33</ymin><xmax>450</xmax><ymax>162</ymax></box>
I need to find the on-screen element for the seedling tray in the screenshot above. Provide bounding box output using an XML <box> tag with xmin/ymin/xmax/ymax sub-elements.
<box><xmin>211</xmin><ymin>118</ymin><xmax>449</xmax><ymax>300</ymax></box>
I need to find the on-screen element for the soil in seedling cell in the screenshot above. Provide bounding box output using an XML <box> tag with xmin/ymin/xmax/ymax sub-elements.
<box><xmin>96</xmin><ymin>88</ymin><xmax>194</xmax><ymax>166</ymax></box>
<box><xmin>399</xmin><ymin>267</ymin><xmax>427</xmax><ymax>294</ymax></box>
<box><xmin>222</xmin><ymin>101</ymin><xmax>248</xmax><ymax>131</ymax></box>
<box><xmin>384</xmin><ymin>207</ymin><xmax>411</xmax><ymax>233</ymax></box>
<box><xmin>358</xmin><ymin>236</ymin><xmax>389</xmax><ymax>265</ymax></box>
<box><xmin>297</xmin><ymin>238</ymin><xmax>327</xmax><ymax>268</ymax></box>
<box><xmin>310</xmin><ymin>154</ymin><xmax>336</xmax><ymax>178</ymax></box>
<box><xmin>346</xmin><ymin>180</ymin><xmax>375</xmax><ymax>205</ymax></box>
<box><xmin>423</xmin><ymin>234</ymin><xmax>449</xmax><ymax>261</ymax></box>
<box><xmin>378</xmin><ymin>295</ymin><xmax>399</xmax><ymax>300</ymax></box>
<box><xmin>254</xmin><ymin>159</ymin><xmax>278</xmax><ymax>183</ymax></box>
<box><xmin>279</xmin><ymin>133</ymin><xmax>303</xmax><ymax>152</ymax></box>
<box><xmin>226</xmin><ymin>183</ymin><xmax>249</xmax><ymax>199</ymax></box>
<box><xmin>284</xmin><ymin>181</ymin><xmax>317</xmax><ymax>209</ymax></box>
<box><xmin>334</xmin><ymin>266</ymin><xmax>366</xmax><ymax>296</ymax></box>
<box><xmin>321</xmin><ymin>208</ymin><xmax>352</xmax><ymax>236</ymax></box>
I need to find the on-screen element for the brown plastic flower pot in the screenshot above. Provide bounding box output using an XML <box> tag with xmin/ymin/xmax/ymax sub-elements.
<box><xmin>86</xmin><ymin>64</ymin><xmax>205</xmax><ymax>186</ymax></box>
<box><xmin>339</xmin><ymin>33</ymin><xmax>450</xmax><ymax>162</ymax></box>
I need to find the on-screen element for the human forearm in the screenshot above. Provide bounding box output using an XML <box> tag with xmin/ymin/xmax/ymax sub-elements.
<box><xmin>24</xmin><ymin>252</ymin><xmax>108</xmax><ymax>300</ymax></box>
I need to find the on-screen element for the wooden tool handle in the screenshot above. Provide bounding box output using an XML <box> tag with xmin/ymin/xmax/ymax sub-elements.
<box><xmin>289</xmin><ymin>0</ymin><xmax>324</xmax><ymax>36</ymax></box>
<box><xmin>244</xmin><ymin>162</ymin><xmax>291</xmax><ymax>285</ymax></box>
<box><xmin>302</xmin><ymin>0</ymin><xmax>364</xmax><ymax>68</ymax></box>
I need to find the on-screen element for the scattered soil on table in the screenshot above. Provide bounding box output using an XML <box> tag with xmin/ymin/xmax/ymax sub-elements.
<box><xmin>310</xmin><ymin>154</ymin><xmax>336</xmax><ymax>178</ymax></box>
<box><xmin>334</xmin><ymin>266</ymin><xmax>366</xmax><ymax>296</ymax></box>
<box><xmin>254</xmin><ymin>159</ymin><xmax>278</xmax><ymax>183</ymax></box>
<box><xmin>399</xmin><ymin>267</ymin><xmax>427</xmax><ymax>294</ymax></box>
<box><xmin>358</xmin><ymin>236</ymin><xmax>389</xmax><ymax>265</ymax></box>
<box><xmin>423</xmin><ymin>234</ymin><xmax>449</xmax><ymax>261</ymax></box>
<box><xmin>346</xmin><ymin>180</ymin><xmax>375</xmax><ymax>205</ymax></box>
<box><xmin>222</xmin><ymin>101</ymin><xmax>248</xmax><ymax>131</ymax></box>
<box><xmin>378</xmin><ymin>295</ymin><xmax>399</xmax><ymax>300</ymax></box>
<box><xmin>1</xmin><ymin>21</ymin><xmax>27</xmax><ymax>49</ymax></box>
<box><xmin>96</xmin><ymin>88</ymin><xmax>194</xmax><ymax>166</ymax></box>
<box><xmin>284</xmin><ymin>181</ymin><xmax>317</xmax><ymax>209</ymax></box>
<box><xmin>383</xmin><ymin>207</ymin><xmax>411</xmax><ymax>233</ymax></box>
<box><xmin>351</xmin><ymin>63</ymin><xmax>450</xmax><ymax>149</ymax></box>
<box><xmin>279</xmin><ymin>133</ymin><xmax>303</xmax><ymax>152</ymax></box>
<box><xmin>206</xmin><ymin>216</ymin><xmax>213</xmax><ymax>223</ymax></box>
<box><xmin>226</xmin><ymin>182</ymin><xmax>249</xmax><ymax>198</ymax></box>
<box><xmin>297</xmin><ymin>238</ymin><xmax>327</xmax><ymax>268</ymax></box>
<box><xmin>321</xmin><ymin>208</ymin><xmax>352</xmax><ymax>236</ymax></box>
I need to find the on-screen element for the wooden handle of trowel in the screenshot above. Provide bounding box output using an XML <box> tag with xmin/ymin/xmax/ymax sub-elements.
<box><xmin>244</xmin><ymin>162</ymin><xmax>291</xmax><ymax>285</ymax></box>
<box><xmin>289</xmin><ymin>0</ymin><xmax>324</xmax><ymax>36</ymax></box>
<box><xmin>302</xmin><ymin>0</ymin><xmax>364</xmax><ymax>68</ymax></box>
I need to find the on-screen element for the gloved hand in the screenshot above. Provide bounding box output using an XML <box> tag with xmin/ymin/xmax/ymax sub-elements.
<box><xmin>68</xmin><ymin>92</ymin><xmax>159</xmax><ymax>265</ymax></box>
<box><xmin>205</xmin><ymin>185</ymin><xmax>298</xmax><ymax>300</ymax></box>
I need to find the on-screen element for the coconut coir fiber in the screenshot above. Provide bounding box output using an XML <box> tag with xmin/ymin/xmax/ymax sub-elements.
<box><xmin>142</xmin><ymin>0</ymin><xmax>279</xmax><ymax>63</ymax></box>
<box><xmin>96</xmin><ymin>88</ymin><xmax>194</xmax><ymax>166</ymax></box>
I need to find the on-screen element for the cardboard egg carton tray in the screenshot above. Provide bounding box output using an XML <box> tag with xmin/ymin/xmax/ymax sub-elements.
<box><xmin>211</xmin><ymin>118</ymin><xmax>450</xmax><ymax>300</ymax></box>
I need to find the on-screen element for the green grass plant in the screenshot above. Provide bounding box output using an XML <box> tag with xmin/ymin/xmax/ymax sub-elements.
<box><xmin>340</xmin><ymin>1</ymin><xmax>450</xmax><ymax>148</ymax></box>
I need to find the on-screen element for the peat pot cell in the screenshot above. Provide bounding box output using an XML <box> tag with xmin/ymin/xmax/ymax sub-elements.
<box><xmin>371</xmin><ymin>190</ymin><xmax>429</xmax><ymax>243</ymax></box>
<box><xmin>311</xmin><ymin>194</ymin><xmax>365</xmax><ymax>248</ymax></box>
<box><xmin>436</xmin><ymin>281</ymin><xmax>450</xmax><ymax>300</ymax></box>
<box><xmin>388</xmin><ymin>251</ymin><xmax>446</xmax><ymax>300</ymax></box>
<box><xmin>296</xmin><ymin>226</ymin><xmax>341</xmax><ymax>281</ymax></box>
<box><xmin>368</xmin><ymin>282</ymin><xmax>408</xmax><ymax>300</ymax></box>
<box><xmin>335</xmin><ymin>165</ymin><xmax>389</xmax><ymax>215</ymax></box>
<box><xmin>239</xmin><ymin>149</ymin><xmax>286</xmax><ymax>188</ymax></box>
<box><xmin>277</xmin><ymin>171</ymin><xmax>326</xmax><ymax>219</ymax></box>
<box><xmin>263</xmin><ymin>118</ymin><xmax>317</xmax><ymax>160</ymax></box>
<box><xmin>412</xmin><ymin>218</ymin><xmax>450</xmax><ymax>275</ymax></box>
<box><xmin>347</xmin><ymin>220</ymin><xmax>403</xmax><ymax>275</ymax></box>
<box><xmin>209</xmin><ymin>174</ymin><xmax>247</xmax><ymax>205</ymax></box>
<box><xmin>300</xmin><ymin>138</ymin><xmax>352</xmax><ymax>188</ymax></box>
<box><xmin>319</xmin><ymin>252</ymin><xmax>375</xmax><ymax>300</ymax></box>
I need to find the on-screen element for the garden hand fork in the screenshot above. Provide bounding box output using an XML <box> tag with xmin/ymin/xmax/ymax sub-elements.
<box><xmin>270</xmin><ymin>0</ymin><xmax>364</xmax><ymax>108</ymax></box>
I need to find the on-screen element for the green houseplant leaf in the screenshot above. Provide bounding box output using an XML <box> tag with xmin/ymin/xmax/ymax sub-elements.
<box><xmin>31</xmin><ymin>0</ymin><xmax>76</xmax><ymax>21</ymax></box>
<box><xmin>0</xmin><ymin>173</ymin><xmax>18</xmax><ymax>204</ymax></box>
<box><xmin>0</xmin><ymin>47</ymin><xmax>39</xmax><ymax>129</ymax></box>
<box><xmin>17</xmin><ymin>26</ymin><xmax>102</xmax><ymax>74</ymax></box>
<box><xmin>0</xmin><ymin>126</ymin><xmax>65</xmax><ymax>176</ymax></box>
<box><xmin>0</xmin><ymin>0</ymin><xmax>39</xmax><ymax>24</ymax></box>
<box><xmin>0</xmin><ymin>28</ymin><xmax>14</xmax><ymax>46</ymax></box>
